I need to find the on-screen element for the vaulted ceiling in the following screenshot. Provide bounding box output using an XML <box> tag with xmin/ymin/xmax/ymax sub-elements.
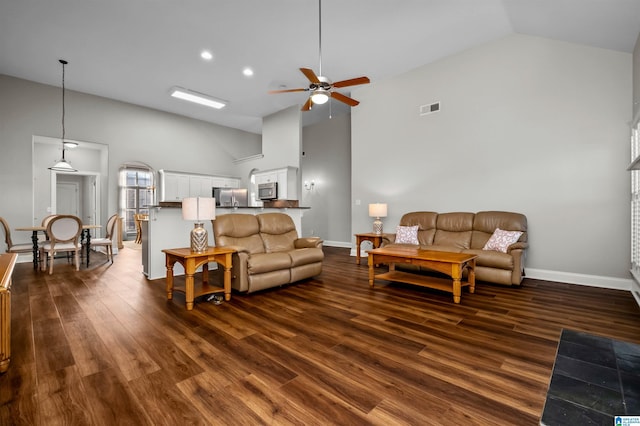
<box><xmin>1</xmin><ymin>0</ymin><xmax>639</xmax><ymax>134</ymax></box>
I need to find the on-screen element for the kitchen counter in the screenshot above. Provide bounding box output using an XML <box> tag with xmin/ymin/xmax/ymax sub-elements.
<box><xmin>154</xmin><ymin>202</ymin><xmax>308</xmax><ymax>209</ymax></box>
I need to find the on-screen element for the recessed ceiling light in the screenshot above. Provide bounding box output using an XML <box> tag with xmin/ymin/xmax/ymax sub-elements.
<box><xmin>200</xmin><ymin>50</ymin><xmax>213</xmax><ymax>61</ymax></box>
<box><xmin>242</xmin><ymin>67</ymin><xmax>254</xmax><ymax>77</ymax></box>
<box><xmin>170</xmin><ymin>87</ymin><xmax>226</xmax><ymax>109</ymax></box>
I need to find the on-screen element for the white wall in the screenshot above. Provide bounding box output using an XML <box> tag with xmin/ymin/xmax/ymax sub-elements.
<box><xmin>352</xmin><ymin>34</ymin><xmax>632</xmax><ymax>282</ymax></box>
<box><xmin>301</xmin><ymin>114</ymin><xmax>351</xmax><ymax>244</ymax></box>
<box><xmin>234</xmin><ymin>105</ymin><xmax>302</xmax><ymax>205</ymax></box>
<box><xmin>0</xmin><ymin>74</ymin><xmax>261</xmax><ymax>238</ymax></box>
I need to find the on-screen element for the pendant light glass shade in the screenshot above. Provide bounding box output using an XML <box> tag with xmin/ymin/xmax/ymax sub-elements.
<box><xmin>49</xmin><ymin>59</ymin><xmax>77</xmax><ymax>172</ymax></box>
<box><xmin>49</xmin><ymin>157</ymin><xmax>77</xmax><ymax>172</ymax></box>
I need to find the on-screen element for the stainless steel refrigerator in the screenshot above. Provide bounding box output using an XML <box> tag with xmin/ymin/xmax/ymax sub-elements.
<box><xmin>212</xmin><ymin>188</ymin><xmax>248</xmax><ymax>207</ymax></box>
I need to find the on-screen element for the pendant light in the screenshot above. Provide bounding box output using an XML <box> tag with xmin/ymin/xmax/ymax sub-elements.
<box><xmin>49</xmin><ymin>59</ymin><xmax>77</xmax><ymax>172</ymax></box>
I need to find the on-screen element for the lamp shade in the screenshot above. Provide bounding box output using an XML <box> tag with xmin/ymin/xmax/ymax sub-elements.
<box><xmin>182</xmin><ymin>197</ymin><xmax>216</xmax><ymax>221</ymax></box>
<box><xmin>368</xmin><ymin>203</ymin><xmax>387</xmax><ymax>218</ymax></box>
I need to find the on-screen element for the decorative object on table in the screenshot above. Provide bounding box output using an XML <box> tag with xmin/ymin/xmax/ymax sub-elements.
<box><xmin>369</xmin><ymin>203</ymin><xmax>387</xmax><ymax>234</ymax></box>
<box><xmin>182</xmin><ymin>197</ymin><xmax>216</xmax><ymax>253</ymax></box>
<box><xmin>49</xmin><ymin>59</ymin><xmax>77</xmax><ymax>172</ymax></box>
<box><xmin>267</xmin><ymin>0</ymin><xmax>370</xmax><ymax>111</ymax></box>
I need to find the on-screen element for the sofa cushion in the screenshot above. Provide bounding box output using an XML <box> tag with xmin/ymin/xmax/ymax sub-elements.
<box><xmin>433</xmin><ymin>212</ymin><xmax>474</xmax><ymax>249</ymax></box>
<box><xmin>288</xmin><ymin>247</ymin><xmax>324</xmax><ymax>267</ymax></box>
<box><xmin>471</xmin><ymin>211</ymin><xmax>527</xmax><ymax>249</ymax></box>
<box><xmin>399</xmin><ymin>211</ymin><xmax>437</xmax><ymax>245</ymax></box>
<box><xmin>257</xmin><ymin>213</ymin><xmax>298</xmax><ymax>252</ymax></box>
<box><xmin>483</xmin><ymin>228</ymin><xmax>523</xmax><ymax>253</ymax></box>
<box><xmin>464</xmin><ymin>249</ymin><xmax>514</xmax><ymax>270</ymax></box>
<box><xmin>213</xmin><ymin>214</ymin><xmax>265</xmax><ymax>254</ymax></box>
<box><xmin>395</xmin><ymin>225</ymin><xmax>419</xmax><ymax>245</ymax></box>
<box><xmin>248</xmin><ymin>252</ymin><xmax>292</xmax><ymax>274</ymax></box>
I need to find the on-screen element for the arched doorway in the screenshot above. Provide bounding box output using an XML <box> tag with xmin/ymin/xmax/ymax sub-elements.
<box><xmin>118</xmin><ymin>162</ymin><xmax>155</xmax><ymax>241</ymax></box>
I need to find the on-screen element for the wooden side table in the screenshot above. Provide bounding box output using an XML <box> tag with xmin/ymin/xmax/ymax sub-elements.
<box><xmin>162</xmin><ymin>247</ymin><xmax>235</xmax><ymax>310</ymax></box>
<box><xmin>354</xmin><ymin>233</ymin><xmax>384</xmax><ymax>265</ymax></box>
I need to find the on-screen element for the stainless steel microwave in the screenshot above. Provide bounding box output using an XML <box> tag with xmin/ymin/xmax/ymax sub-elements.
<box><xmin>258</xmin><ymin>182</ymin><xmax>278</xmax><ymax>200</ymax></box>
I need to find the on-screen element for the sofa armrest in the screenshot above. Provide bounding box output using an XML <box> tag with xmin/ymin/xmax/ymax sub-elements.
<box><xmin>507</xmin><ymin>242</ymin><xmax>528</xmax><ymax>253</ymax></box>
<box><xmin>381</xmin><ymin>232</ymin><xmax>396</xmax><ymax>246</ymax></box>
<box><xmin>218</xmin><ymin>244</ymin><xmax>251</xmax><ymax>254</ymax></box>
<box><xmin>295</xmin><ymin>237</ymin><xmax>323</xmax><ymax>249</ymax></box>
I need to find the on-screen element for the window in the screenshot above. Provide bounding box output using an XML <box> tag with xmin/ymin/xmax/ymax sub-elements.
<box><xmin>630</xmin><ymin>121</ymin><xmax>640</xmax><ymax>282</ymax></box>
<box><xmin>119</xmin><ymin>165</ymin><xmax>154</xmax><ymax>239</ymax></box>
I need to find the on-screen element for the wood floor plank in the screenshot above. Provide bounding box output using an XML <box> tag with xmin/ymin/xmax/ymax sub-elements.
<box><xmin>1</xmin><ymin>246</ymin><xmax>639</xmax><ymax>425</ymax></box>
<box><xmin>80</xmin><ymin>368</ymin><xmax>152</xmax><ymax>425</ymax></box>
<box><xmin>128</xmin><ymin>370</ymin><xmax>208</xmax><ymax>425</ymax></box>
<box><xmin>36</xmin><ymin>366</ymin><xmax>94</xmax><ymax>425</ymax></box>
<box><xmin>89</xmin><ymin>319</ymin><xmax>161</xmax><ymax>382</ymax></box>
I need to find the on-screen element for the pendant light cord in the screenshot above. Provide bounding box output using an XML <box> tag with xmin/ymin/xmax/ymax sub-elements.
<box><xmin>60</xmin><ymin>59</ymin><xmax>67</xmax><ymax>159</ymax></box>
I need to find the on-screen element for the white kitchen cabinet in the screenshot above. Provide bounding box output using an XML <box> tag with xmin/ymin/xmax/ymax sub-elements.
<box><xmin>254</xmin><ymin>167</ymin><xmax>298</xmax><ymax>200</ymax></box>
<box><xmin>189</xmin><ymin>175</ymin><xmax>213</xmax><ymax>197</ymax></box>
<box><xmin>162</xmin><ymin>172</ymin><xmax>190</xmax><ymax>201</ymax></box>
<box><xmin>211</xmin><ymin>177</ymin><xmax>240</xmax><ymax>188</ymax></box>
<box><xmin>159</xmin><ymin>170</ymin><xmax>241</xmax><ymax>202</ymax></box>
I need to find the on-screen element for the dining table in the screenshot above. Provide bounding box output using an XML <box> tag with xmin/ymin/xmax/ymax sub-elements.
<box><xmin>15</xmin><ymin>223</ymin><xmax>102</xmax><ymax>270</ymax></box>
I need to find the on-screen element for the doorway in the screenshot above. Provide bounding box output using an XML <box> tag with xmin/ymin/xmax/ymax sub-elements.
<box><xmin>56</xmin><ymin>182</ymin><xmax>79</xmax><ymax>216</ymax></box>
<box><xmin>50</xmin><ymin>171</ymin><xmax>101</xmax><ymax>236</ymax></box>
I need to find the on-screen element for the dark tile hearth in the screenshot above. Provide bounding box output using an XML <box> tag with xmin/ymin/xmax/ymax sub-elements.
<box><xmin>541</xmin><ymin>329</ymin><xmax>640</xmax><ymax>426</ymax></box>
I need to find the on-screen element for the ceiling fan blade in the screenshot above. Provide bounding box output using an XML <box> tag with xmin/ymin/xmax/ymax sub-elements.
<box><xmin>333</xmin><ymin>76</ymin><xmax>370</xmax><ymax>88</ymax></box>
<box><xmin>300</xmin><ymin>68</ymin><xmax>321</xmax><ymax>84</ymax></box>
<box><xmin>301</xmin><ymin>97</ymin><xmax>313</xmax><ymax>111</ymax></box>
<box><xmin>268</xmin><ymin>88</ymin><xmax>308</xmax><ymax>94</ymax></box>
<box><xmin>331</xmin><ymin>91</ymin><xmax>359</xmax><ymax>107</ymax></box>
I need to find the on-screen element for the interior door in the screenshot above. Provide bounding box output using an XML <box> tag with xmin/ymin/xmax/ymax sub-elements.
<box><xmin>56</xmin><ymin>182</ymin><xmax>79</xmax><ymax>216</ymax></box>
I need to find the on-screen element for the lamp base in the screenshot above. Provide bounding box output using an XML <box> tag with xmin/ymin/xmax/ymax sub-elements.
<box><xmin>190</xmin><ymin>223</ymin><xmax>208</xmax><ymax>253</ymax></box>
<box><xmin>372</xmin><ymin>218</ymin><xmax>383</xmax><ymax>235</ymax></box>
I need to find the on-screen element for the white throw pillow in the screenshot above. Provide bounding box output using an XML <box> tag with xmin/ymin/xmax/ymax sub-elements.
<box><xmin>483</xmin><ymin>228</ymin><xmax>523</xmax><ymax>253</ymax></box>
<box><xmin>395</xmin><ymin>225</ymin><xmax>419</xmax><ymax>245</ymax></box>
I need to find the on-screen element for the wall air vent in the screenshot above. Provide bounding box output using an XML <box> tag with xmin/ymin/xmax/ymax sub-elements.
<box><xmin>419</xmin><ymin>101</ymin><xmax>440</xmax><ymax>116</ymax></box>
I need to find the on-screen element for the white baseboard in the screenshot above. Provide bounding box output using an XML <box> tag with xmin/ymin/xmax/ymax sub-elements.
<box><xmin>525</xmin><ymin>268</ymin><xmax>633</xmax><ymax>292</ymax></box>
<box><xmin>323</xmin><ymin>240</ymin><xmax>352</xmax><ymax>249</ymax></box>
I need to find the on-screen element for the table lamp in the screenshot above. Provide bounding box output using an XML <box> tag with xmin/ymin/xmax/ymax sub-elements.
<box><xmin>182</xmin><ymin>197</ymin><xmax>216</xmax><ymax>253</ymax></box>
<box><xmin>369</xmin><ymin>203</ymin><xmax>387</xmax><ymax>234</ymax></box>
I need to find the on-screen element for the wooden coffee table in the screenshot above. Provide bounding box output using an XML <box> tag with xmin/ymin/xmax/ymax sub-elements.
<box><xmin>368</xmin><ymin>246</ymin><xmax>477</xmax><ymax>304</ymax></box>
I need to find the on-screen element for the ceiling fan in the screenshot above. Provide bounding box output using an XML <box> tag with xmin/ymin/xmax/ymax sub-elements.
<box><xmin>268</xmin><ymin>0</ymin><xmax>370</xmax><ymax>111</ymax></box>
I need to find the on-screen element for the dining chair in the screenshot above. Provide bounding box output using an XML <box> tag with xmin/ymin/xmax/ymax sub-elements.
<box><xmin>89</xmin><ymin>214</ymin><xmax>118</xmax><ymax>263</ymax></box>
<box><xmin>0</xmin><ymin>217</ymin><xmax>33</xmax><ymax>255</ymax></box>
<box><xmin>134</xmin><ymin>213</ymin><xmax>147</xmax><ymax>244</ymax></box>
<box><xmin>39</xmin><ymin>215</ymin><xmax>83</xmax><ymax>274</ymax></box>
<box><xmin>39</xmin><ymin>214</ymin><xmax>57</xmax><ymax>242</ymax></box>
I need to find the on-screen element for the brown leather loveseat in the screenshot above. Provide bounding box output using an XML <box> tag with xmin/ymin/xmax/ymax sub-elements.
<box><xmin>383</xmin><ymin>211</ymin><xmax>528</xmax><ymax>285</ymax></box>
<box><xmin>212</xmin><ymin>213</ymin><xmax>324</xmax><ymax>293</ymax></box>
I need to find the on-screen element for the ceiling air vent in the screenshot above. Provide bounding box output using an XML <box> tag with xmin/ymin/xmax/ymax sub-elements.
<box><xmin>419</xmin><ymin>101</ymin><xmax>440</xmax><ymax>116</ymax></box>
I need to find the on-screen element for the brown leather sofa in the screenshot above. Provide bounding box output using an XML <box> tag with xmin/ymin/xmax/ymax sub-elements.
<box><xmin>212</xmin><ymin>213</ymin><xmax>324</xmax><ymax>293</ymax></box>
<box><xmin>382</xmin><ymin>211</ymin><xmax>528</xmax><ymax>285</ymax></box>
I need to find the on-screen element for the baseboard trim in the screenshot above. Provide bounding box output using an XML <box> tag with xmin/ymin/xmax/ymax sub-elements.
<box><xmin>525</xmin><ymin>268</ymin><xmax>633</xmax><ymax>292</ymax></box>
<box><xmin>323</xmin><ymin>240</ymin><xmax>352</xmax><ymax>249</ymax></box>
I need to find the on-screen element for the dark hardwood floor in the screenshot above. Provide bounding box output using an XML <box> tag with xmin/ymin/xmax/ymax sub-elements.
<box><xmin>1</xmin><ymin>245</ymin><xmax>639</xmax><ymax>425</ymax></box>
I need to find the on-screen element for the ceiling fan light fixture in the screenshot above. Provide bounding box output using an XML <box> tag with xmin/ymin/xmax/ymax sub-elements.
<box><xmin>311</xmin><ymin>89</ymin><xmax>329</xmax><ymax>105</ymax></box>
<box><xmin>170</xmin><ymin>87</ymin><xmax>226</xmax><ymax>109</ymax></box>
